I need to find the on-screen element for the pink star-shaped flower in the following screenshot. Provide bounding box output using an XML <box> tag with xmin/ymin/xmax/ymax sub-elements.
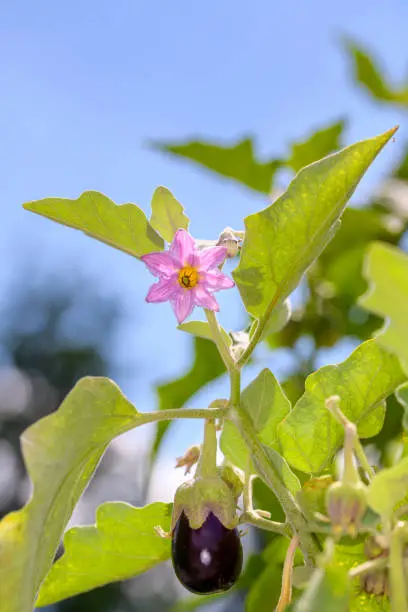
<box><xmin>141</xmin><ymin>229</ymin><xmax>234</xmax><ymax>323</ymax></box>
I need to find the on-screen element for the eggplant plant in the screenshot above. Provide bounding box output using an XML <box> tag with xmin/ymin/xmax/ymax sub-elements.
<box><xmin>2</xmin><ymin>126</ymin><xmax>408</xmax><ymax>612</ymax></box>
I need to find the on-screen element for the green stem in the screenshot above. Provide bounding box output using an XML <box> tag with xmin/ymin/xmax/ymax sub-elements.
<box><xmin>325</xmin><ymin>395</ymin><xmax>374</xmax><ymax>482</ymax></box>
<box><xmin>390</xmin><ymin>522</ymin><xmax>408</xmax><ymax>612</ymax></box>
<box><xmin>195</xmin><ymin>419</ymin><xmax>218</xmax><ymax>478</ymax></box>
<box><xmin>240</xmin><ymin>511</ymin><xmax>290</xmax><ymax>537</ymax></box>
<box><xmin>204</xmin><ymin>309</ymin><xmax>235</xmax><ymax>370</ymax></box>
<box><xmin>141</xmin><ymin>406</ymin><xmax>226</xmax><ymax>425</ymax></box>
<box><xmin>236</xmin><ymin>294</ymin><xmax>282</xmax><ymax>367</ymax></box>
<box><xmin>229</xmin><ymin>372</ymin><xmax>320</xmax><ymax>566</ymax></box>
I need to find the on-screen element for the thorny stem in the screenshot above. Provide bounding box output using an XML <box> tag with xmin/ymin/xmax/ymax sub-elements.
<box><xmin>390</xmin><ymin>522</ymin><xmax>408</xmax><ymax>612</ymax></box>
<box><xmin>276</xmin><ymin>536</ymin><xmax>299</xmax><ymax>612</ymax></box>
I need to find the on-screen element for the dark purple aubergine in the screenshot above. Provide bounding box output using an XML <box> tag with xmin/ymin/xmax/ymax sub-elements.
<box><xmin>171</xmin><ymin>511</ymin><xmax>243</xmax><ymax>594</ymax></box>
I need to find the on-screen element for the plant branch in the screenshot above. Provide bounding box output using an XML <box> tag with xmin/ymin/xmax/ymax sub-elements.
<box><xmin>229</xmin><ymin>371</ymin><xmax>320</xmax><ymax>566</ymax></box>
<box><xmin>141</xmin><ymin>406</ymin><xmax>226</xmax><ymax>425</ymax></box>
<box><xmin>240</xmin><ymin>511</ymin><xmax>290</xmax><ymax>537</ymax></box>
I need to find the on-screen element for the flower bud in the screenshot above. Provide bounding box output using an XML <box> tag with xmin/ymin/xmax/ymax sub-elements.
<box><xmin>217</xmin><ymin>228</ymin><xmax>241</xmax><ymax>258</ymax></box>
<box><xmin>326</xmin><ymin>480</ymin><xmax>368</xmax><ymax>538</ymax></box>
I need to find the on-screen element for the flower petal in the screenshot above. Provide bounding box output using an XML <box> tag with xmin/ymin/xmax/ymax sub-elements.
<box><xmin>141</xmin><ymin>252</ymin><xmax>177</xmax><ymax>278</ymax></box>
<box><xmin>201</xmin><ymin>270</ymin><xmax>235</xmax><ymax>292</ymax></box>
<box><xmin>171</xmin><ymin>290</ymin><xmax>195</xmax><ymax>323</ymax></box>
<box><xmin>193</xmin><ymin>286</ymin><xmax>220</xmax><ymax>311</ymax></box>
<box><xmin>170</xmin><ymin>229</ymin><xmax>197</xmax><ymax>267</ymax></box>
<box><xmin>198</xmin><ymin>246</ymin><xmax>227</xmax><ymax>270</ymax></box>
<box><xmin>145</xmin><ymin>276</ymin><xmax>178</xmax><ymax>302</ymax></box>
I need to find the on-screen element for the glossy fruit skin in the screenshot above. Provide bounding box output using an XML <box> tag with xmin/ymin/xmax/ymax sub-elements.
<box><xmin>171</xmin><ymin>511</ymin><xmax>243</xmax><ymax>594</ymax></box>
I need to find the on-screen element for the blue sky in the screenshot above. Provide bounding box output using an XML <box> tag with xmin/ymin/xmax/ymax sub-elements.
<box><xmin>1</xmin><ymin>0</ymin><xmax>408</xmax><ymax>470</ymax></box>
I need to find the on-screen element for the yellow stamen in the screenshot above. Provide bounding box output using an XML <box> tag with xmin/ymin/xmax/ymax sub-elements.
<box><xmin>178</xmin><ymin>266</ymin><xmax>199</xmax><ymax>289</ymax></box>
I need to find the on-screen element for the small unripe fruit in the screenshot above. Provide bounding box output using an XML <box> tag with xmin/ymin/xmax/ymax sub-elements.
<box><xmin>326</xmin><ymin>480</ymin><xmax>367</xmax><ymax>538</ymax></box>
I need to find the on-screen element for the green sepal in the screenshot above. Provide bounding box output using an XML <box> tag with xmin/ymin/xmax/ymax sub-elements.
<box><xmin>171</xmin><ymin>475</ymin><xmax>238</xmax><ymax>531</ymax></box>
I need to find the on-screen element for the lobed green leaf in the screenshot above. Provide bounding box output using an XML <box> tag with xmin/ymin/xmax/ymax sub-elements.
<box><xmin>0</xmin><ymin>377</ymin><xmax>147</xmax><ymax>612</ymax></box>
<box><xmin>24</xmin><ymin>191</ymin><xmax>164</xmax><ymax>258</ymax></box>
<box><xmin>36</xmin><ymin>502</ymin><xmax>172</xmax><ymax>606</ymax></box>
<box><xmin>277</xmin><ymin>339</ymin><xmax>405</xmax><ymax>473</ymax></box>
<box><xmin>152</xmin><ymin>137</ymin><xmax>281</xmax><ymax>194</ymax></box>
<box><xmin>344</xmin><ymin>40</ymin><xmax>408</xmax><ymax>107</ymax></box>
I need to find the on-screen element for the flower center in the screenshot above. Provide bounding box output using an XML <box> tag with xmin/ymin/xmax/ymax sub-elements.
<box><xmin>178</xmin><ymin>266</ymin><xmax>199</xmax><ymax>289</ymax></box>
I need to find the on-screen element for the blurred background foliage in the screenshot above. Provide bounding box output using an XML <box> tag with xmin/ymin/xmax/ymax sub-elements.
<box><xmin>1</xmin><ymin>34</ymin><xmax>408</xmax><ymax>612</ymax></box>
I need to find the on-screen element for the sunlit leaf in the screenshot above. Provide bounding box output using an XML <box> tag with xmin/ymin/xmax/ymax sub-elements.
<box><xmin>152</xmin><ymin>338</ymin><xmax>225</xmax><ymax>459</ymax></box>
<box><xmin>367</xmin><ymin>457</ymin><xmax>408</xmax><ymax>519</ymax></box>
<box><xmin>277</xmin><ymin>339</ymin><xmax>405</xmax><ymax>473</ymax></box>
<box><xmin>345</xmin><ymin>40</ymin><xmax>408</xmax><ymax>107</ymax></box>
<box><xmin>360</xmin><ymin>241</ymin><xmax>408</xmax><ymax>375</ymax></box>
<box><xmin>0</xmin><ymin>377</ymin><xmax>149</xmax><ymax>612</ymax></box>
<box><xmin>233</xmin><ymin>128</ymin><xmax>397</xmax><ymax>320</ymax></box>
<box><xmin>220</xmin><ymin>368</ymin><xmax>291</xmax><ymax>466</ymax></box>
<box><xmin>37</xmin><ymin>502</ymin><xmax>172</xmax><ymax>606</ymax></box>
<box><xmin>152</xmin><ymin>137</ymin><xmax>281</xmax><ymax>194</ymax></box>
<box><xmin>24</xmin><ymin>191</ymin><xmax>164</xmax><ymax>258</ymax></box>
<box><xmin>287</xmin><ymin>120</ymin><xmax>344</xmax><ymax>173</ymax></box>
<box><xmin>150</xmin><ymin>186</ymin><xmax>189</xmax><ymax>242</ymax></box>
<box><xmin>221</xmin><ymin>370</ymin><xmax>299</xmax><ymax>494</ymax></box>
<box><xmin>177</xmin><ymin>320</ymin><xmax>231</xmax><ymax>346</ymax></box>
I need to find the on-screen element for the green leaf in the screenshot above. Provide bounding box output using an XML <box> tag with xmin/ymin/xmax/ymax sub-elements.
<box><xmin>291</xmin><ymin>565</ymin><xmax>349</xmax><ymax>612</ymax></box>
<box><xmin>220</xmin><ymin>368</ymin><xmax>291</xmax><ymax>467</ymax></box>
<box><xmin>277</xmin><ymin>339</ymin><xmax>405</xmax><ymax>473</ymax></box>
<box><xmin>360</xmin><ymin>241</ymin><xmax>408</xmax><ymax>375</ymax></box>
<box><xmin>177</xmin><ymin>320</ymin><xmax>232</xmax><ymax>346</ymax></box>
<box><xmin>287</xmin><ymin>120</ymin><xmax>345</xmax><ymax>173</ymax></box>
<box><xmin>152</xmin><ymin>137</ymin><xmax>281</xmax><ymax>194</ymax></box>
<box><xmin>396</xmin><ymin>382</ymin><xmax>408</xmax><ymax>430</ymax></box>
<box><xmin>245</xmin><ymin>539</ymin><xmax>288</xmax><ymax>612</ymax></box>
<box><xmin>37</xmin><ymin>502</ymin><xmax>172</xmax><ymax>606</ymax></box>
<box><xmin>152</xmin><ymin>337</ymin><xmax>226</xmax><ymax>459</ymax></box>
<box><xmin>233</xmin><ymin>128</ymin><xmax>397</xmax><ymax>320</ymax></box>
<box><xmin>23</xmin><ymin>191</ymin><xmax>164</xmax><ymax>258</ymax></box>
<box><xmin>149</xmin><ymin>186</ymin><xmax>189</xmax><ymax>242</ymax></box>
<box><xmin>345</xmin><ymin>40</ymin><xmax>408</xmax><ymax>107</ymax></box>
<box><xmin>0</xmin><ymin>377</ymin><xmax>149</xmax><ymax>612</ymax></box>
<box><xmin>367</xmin><ymin>457</ymin><xmax>408</xmax><ymax>519</ymax></box>
<box><xmin>243</xmin><ymin>369</ymin><xmax>291</xmax><ymax>446</ymax></box>
<box><xmin>221</xmin><ymin>370</ymin><xmax>299</xmax><ymax>494</ymax></box>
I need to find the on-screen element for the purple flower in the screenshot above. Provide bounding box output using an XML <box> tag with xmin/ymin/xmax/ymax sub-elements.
<box><xmin>141</xmin><ymin>229</ymin><xmax>234</xmax><ymax>323</ymax></box>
